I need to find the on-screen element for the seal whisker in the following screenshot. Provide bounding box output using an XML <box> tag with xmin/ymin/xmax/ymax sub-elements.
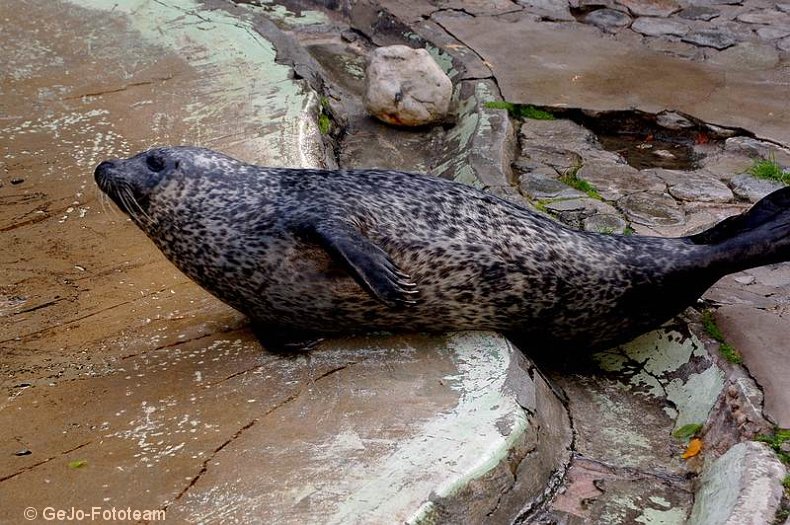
<box><xmin>121</xmin><ymin>185</ymin><xmax>156</xmax><ymax>227</ymax></box>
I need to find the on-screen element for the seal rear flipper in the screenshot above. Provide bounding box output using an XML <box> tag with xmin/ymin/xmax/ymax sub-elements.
<box><xmin>688</xmin><ymin>185</ymin><xmax>790</xmax><ymax>245</ymax></box>
<box><xmin>687</xmin><ymin>186</ymin><xmax>790</xmax><ymax>272</ymax></box>
<box><xmin>305</xmin><ymin>220</ymin><xmax>419</xmax><ymax>308</ymax></box>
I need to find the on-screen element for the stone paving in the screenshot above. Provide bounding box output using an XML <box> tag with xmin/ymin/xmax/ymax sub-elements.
<box><xmin>2</xmin><ymin>0</ymin><xmax>789</xmax><ymax>523</ymax></box>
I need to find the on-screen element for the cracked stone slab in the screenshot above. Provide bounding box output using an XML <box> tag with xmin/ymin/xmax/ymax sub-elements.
<box><xmin>538</xmin><ymin>457</ymin><xmax>692</xmax><ymax>523</ymax></box>
<box><xmin>619</xmin><ymin>191</ymin><xmax>686</xmax><ymax>226</ymax></box>
<box><xmin>729</xmin><ymin>174</ymin><xmax>786</xmax><ymax>202</ymax></box>
<box><xmin>688</xmin><ymin>442</ymin><xmax>786</xmax><ymax>525</ymax></box>
<box><xmin>631</xmin><ymin>17</ymin><xmax>689</xmax><ymax>37</ymax></box>
<box><xmin>434</xmin><ymin>13</ymin><xmax>790</xmax><ymax>144</ymax></box>
<box><xmin>157</xmin><ymin>332</ymin><xmax>570</xmax><ymax>524</ymax></box>
<box><xmin>617</xmin><ymin>0</ymin><xmax>682</xmax><ymax>17</ymax></box>
<box><xmin>535</xmin><ymin>328</ymin><xmax>722</xmax><ymax>522</ymax></box>
<box><xmin>0</xmin><ymin>331</ymin><xmax>570</xmax><ymax>524</ymax></box>
<box><xmin>715</xmin><ymin>306</ymin><xmax>790</xmax><ymax>427</ymax></box>
<box><xmin>668</xmin><ymin>176</ymin><xmax>734</xmax><ymax>202</ymax></box>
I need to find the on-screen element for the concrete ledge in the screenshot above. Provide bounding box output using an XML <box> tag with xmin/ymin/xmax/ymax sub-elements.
<box><xmin>688</xmin><ymin>441</ymin><xmax>787</xmax><ymax>525</ymax></box>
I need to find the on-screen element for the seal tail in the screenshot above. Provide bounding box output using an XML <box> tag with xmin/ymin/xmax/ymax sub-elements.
<box><xmin>687</xmin><ymin>186</ymin><xmax>790</xmax><ymax>274</ymax></box>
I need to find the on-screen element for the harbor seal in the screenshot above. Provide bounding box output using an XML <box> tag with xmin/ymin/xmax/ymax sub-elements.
<box><xmin>95</xmin><ymin>146</ymin><xmax>790</xmax><ymax>352</ymax></box>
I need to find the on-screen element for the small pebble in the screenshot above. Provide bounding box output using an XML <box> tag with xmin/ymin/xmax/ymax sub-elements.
<box><xmin>15</xmin><ymin>449</ymin><xmax>32</xmax><ymax>456</ymax></box>
<box><xmin>10</xmin><ymin>178</ymin><xmax>24</xmax><ymax>185</ymax></box>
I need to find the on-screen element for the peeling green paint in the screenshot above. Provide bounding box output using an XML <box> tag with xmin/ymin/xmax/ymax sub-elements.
<box><xmin>434</xmin><ymin>82</ymin><xmax>497</xmax><ymax>188</ymax></box>
<box><xmin>425</xmin><ymin>44</ymin><xmax>458</xmax><ymax>79</ymax></box>
<box><xmin>328</xmin><ymin>332</ymin><xmax>532</xmax><ymax>524</ymax></box>
<box><xmin>64</xmin><ymin>0</ymin><xmax>319</xmax><ymax>167</ymax></box>
<box><xmin>609</xmin><ymin>330</ymin><xmax>724</xmax><ymax>432</ymax></box>
<box><xmin>635</xmin><ymin>506</ymin><xmax>687</xmax><ymax>525</ymax></box>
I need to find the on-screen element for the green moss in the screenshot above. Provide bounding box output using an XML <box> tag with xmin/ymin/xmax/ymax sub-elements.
<box><xmin>719</xmin><ymin>342</ymin><xmax>743</xmax><ymax>364</ymax></box>
<box><xmin>783</xmin><ymin>475</ymin><xmax>790</xmax><ymax>490</ymax></box>
<box><xmin>623</xmin><ymin>226</ymin><xmax>635</xmax><ymax>236</ymax></box>
<box><xmin>318</xmin><ymin>113</ymin><xmax>331</xmax><ymax>135</ymax></box>
<box><xmin>756</xmin><ymin>428</ymin><xmax>790</xmax><ymax>466</ymax></box>
<box><xmin>534</xmin><ymin>200</ymin><xmax>550</xmax><ymax>213</ymax></box>
<box><xmin>673</xmin><ymin>423</ymin><xmax>703</xmax><ymax>439</ymax></box>
<box><xmin>701</xmin><ymin>309</ymin><xmax>743</xmax><ymax>364</ymax></box>
<box><xmin>68</xmin><ymin>459</ymin><xmax>88</xmax><ymax>469</ymax></box>
<box><xmin>317</xmin><ymin>96</ymin><xmax>332</xmax><ymax>135</ymax></box>
<box><xmin>558</xmin><ymin>164</ymin><xmax>602</xmax><ymax>200</ymax></box>
<box><xmin>701</xmin><ymin>310</ymin><xmax>725</xmax><ymax>341</ymax></box>
<box><xmin>747</xmin><ymin>154</ymin><xmax>789</xmax><ymax>184</ymax></box>
<box><xmin>484</xmin><ymin>100</ymin><xmax>555</xmax><ymax>120</ymax></box>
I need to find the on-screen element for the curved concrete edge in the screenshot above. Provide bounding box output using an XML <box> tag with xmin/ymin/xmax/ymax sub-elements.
<box><xmin>409</xmin><ymin>344</ymin><xmax>573</xmax><ymax>524</ymax></box>
<box><xmin>688</xmin><ymin>441</ymin><xmax>787</xmax><ymax>525</ymax></box>
<box><xmin>64</xmin><ymin>0</ymin><xmax>331</xmax><ymax>170</ymax></box>
<box><xmin>155</xmin><ymin>331</ymin><xmax>572</xmax><ymax>524</ymax></box>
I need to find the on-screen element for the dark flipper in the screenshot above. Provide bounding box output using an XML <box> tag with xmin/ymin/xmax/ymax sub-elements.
<box><xmin>688</xmin><ymin>185</ymin><xmax>790</xmax><ymax>245</ymax></box>
<box><xmin>687</xmin><ymin>186</ymin><xmax>790</xmax><ymax>273</ymax></box>
<box><xmin>303</xmin><ymin>220</ymin><xmax>419</xmax><ymax>308</ymax></box>
<box><xmin>251</xmin><ymin>323</ymin><xmax>324</xmax><ymax>355</ymax></box>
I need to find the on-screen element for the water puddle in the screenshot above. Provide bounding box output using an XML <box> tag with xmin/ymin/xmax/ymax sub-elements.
<box><xmin>552</xmin><ymin>109</ymin><xmax>732</xmax><ymax>170</ymax></box>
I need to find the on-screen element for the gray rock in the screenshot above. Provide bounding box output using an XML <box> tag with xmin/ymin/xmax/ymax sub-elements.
<box><xmin>578</xmin><ymin>161</ymin><xmax>666</xmax><ymax>201</ymax></box>
<box><xmin>779</xmin><ymin>3</ymin><xmax>790</xmax><ymax>14</ymax></box>
<box><xmin>678</xmin><ymin>6</ymin><xmax>720</xmax><ymax>21</ymax></box>
<box><xmin>717</xmin><ymin>306</ymin><xmax>790</xmax><ymax>428</ymax></box>
<box><xmin>668</xmin><ymin>177</ymin><xmax>734</xmax><ymax>202</ymax></box>
<box><xmin>619</xmin><ymin>192</ymin><xmax>685</xmax><ymax>226</ymax></box>
<box><xmin>545</xmin><ymin>197</ymin><xmax>617</xmax><ymax>214</ymax></box>
<box><xmin>779</xmin><ymin>35</ymin><xmax>790</xmax><ymax>51</ymax></box>
<box><xmin>688</xmin><ymin>442</ymin><xmax>787</xmax><ymax>525</ymax></box>
<box><xmin>736</xmin><ymin>10</ymin><xmax>785</xmax><ymax>24</ymax></box>
<box><xmin>643</xmin><ymin>167</ymin><xmax>687</xmax><ymax>186</ymax></box>
<box><xmin>656</xmin><ymin>111</ymin><xmax>694</xmax><ymax>130</ymax></box>
<box><xmin>682</xmin><ymin>29</ymin><xmax>738</xmax><ymax>49</ymax></box>
<box><xmin>518</xmin><ymin>146</ymin><xmax>583</xmax><ymax>172</ymax></box>
<box><xmin>583</xmin><ymin>213</ymin><xmax>628</xmax><ymax>233</ymax></box>
<box><xmin>616</xmin><ymin>0</ymin><xmax>681</xmax><ymax>17</ymax></box>
<box><xmin>708</xmin><ymin>42</ymin><xmax>780</xmax><ymax>70</ymax></box>
<box><xmin>583</xmin><ymin>8</ymin><xmax>633</xmax><ymax>30</ymax></box>
<box><xmin>364</xmin><ymin>45</ymin><xmax>452</xmax><ymax>127</ymax></box>
<box><xmin>730</xmin><ymin>174</ymin><xmax>786</xmax><ymax>202</ymax></box>
<box><xmin>631</xmin><ymin>17</ymin><xmax>689</xmax><ymax>37</ymax></box>
<box><xmin>755</xmin><ymin>25</ymin><xmax>790</xmax><ymax>40</ymax></box>
<box><xmin>516</xmin><ymin>0</ymin><xmax>575</xmax><ymax>21</ymax></box>
<box><xmin>724</xmin><ymin>137</ymin><xmax>790</xmax><ymax>166</ymax></box>
<box><xmin>518</xmin><ymin>172</ymin><xmax>586</xmax><ymax>200</ymax></box>
<box><xmin>519</xmin><ymin>119</ymin><xmax>597</xmax><ymax>149</ymax></box>
<box><xmin>547</xmin><ymin>198</ymin><xmax>619</xmax><ymax>228</ymax></box>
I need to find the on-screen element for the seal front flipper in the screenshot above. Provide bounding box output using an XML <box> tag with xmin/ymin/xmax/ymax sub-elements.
<box><xmin>251</xmin><ymin>323</ymin><xmax>324</xmax><ymax>355</ymax></box>
<box><xmin>304</xmin><ymin>220</ymin><xmax>419</xmax><ymax>308</ymax></box>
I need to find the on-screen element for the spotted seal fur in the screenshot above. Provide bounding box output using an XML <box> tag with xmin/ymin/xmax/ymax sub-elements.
<box><xmin>95</xmin><ymin>146</ymin><xmax>790</xmax><ymax>352</ymax></box>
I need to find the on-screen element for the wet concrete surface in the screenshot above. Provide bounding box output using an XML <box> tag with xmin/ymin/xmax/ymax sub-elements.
<box><xmin>1</xmin><ymin>1</ymin><xmax>568</xmax><ymax>523</ymax></box>
<box><xmin>3</xmin><ymin>0</ymin><xmax>790</xmax><ymax>523</ymax></box>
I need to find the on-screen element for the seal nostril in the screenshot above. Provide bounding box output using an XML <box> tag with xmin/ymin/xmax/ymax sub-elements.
<box><xmin>94</xmin><ymin>160</ymin><xmax>117</xmax><ymax>184</ymax></box>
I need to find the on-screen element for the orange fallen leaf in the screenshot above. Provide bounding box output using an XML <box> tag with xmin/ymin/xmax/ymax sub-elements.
<box><xmin>682</xmin><ymin>438</ymin><xmax>702</xmax><ymax>459</ymax></box>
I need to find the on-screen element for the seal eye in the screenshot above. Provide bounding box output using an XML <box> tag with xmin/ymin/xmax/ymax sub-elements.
<box><xmin>146</xmin><ymin>155</ymin><xmax>166</xmax><ymax>173</ymax></box>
